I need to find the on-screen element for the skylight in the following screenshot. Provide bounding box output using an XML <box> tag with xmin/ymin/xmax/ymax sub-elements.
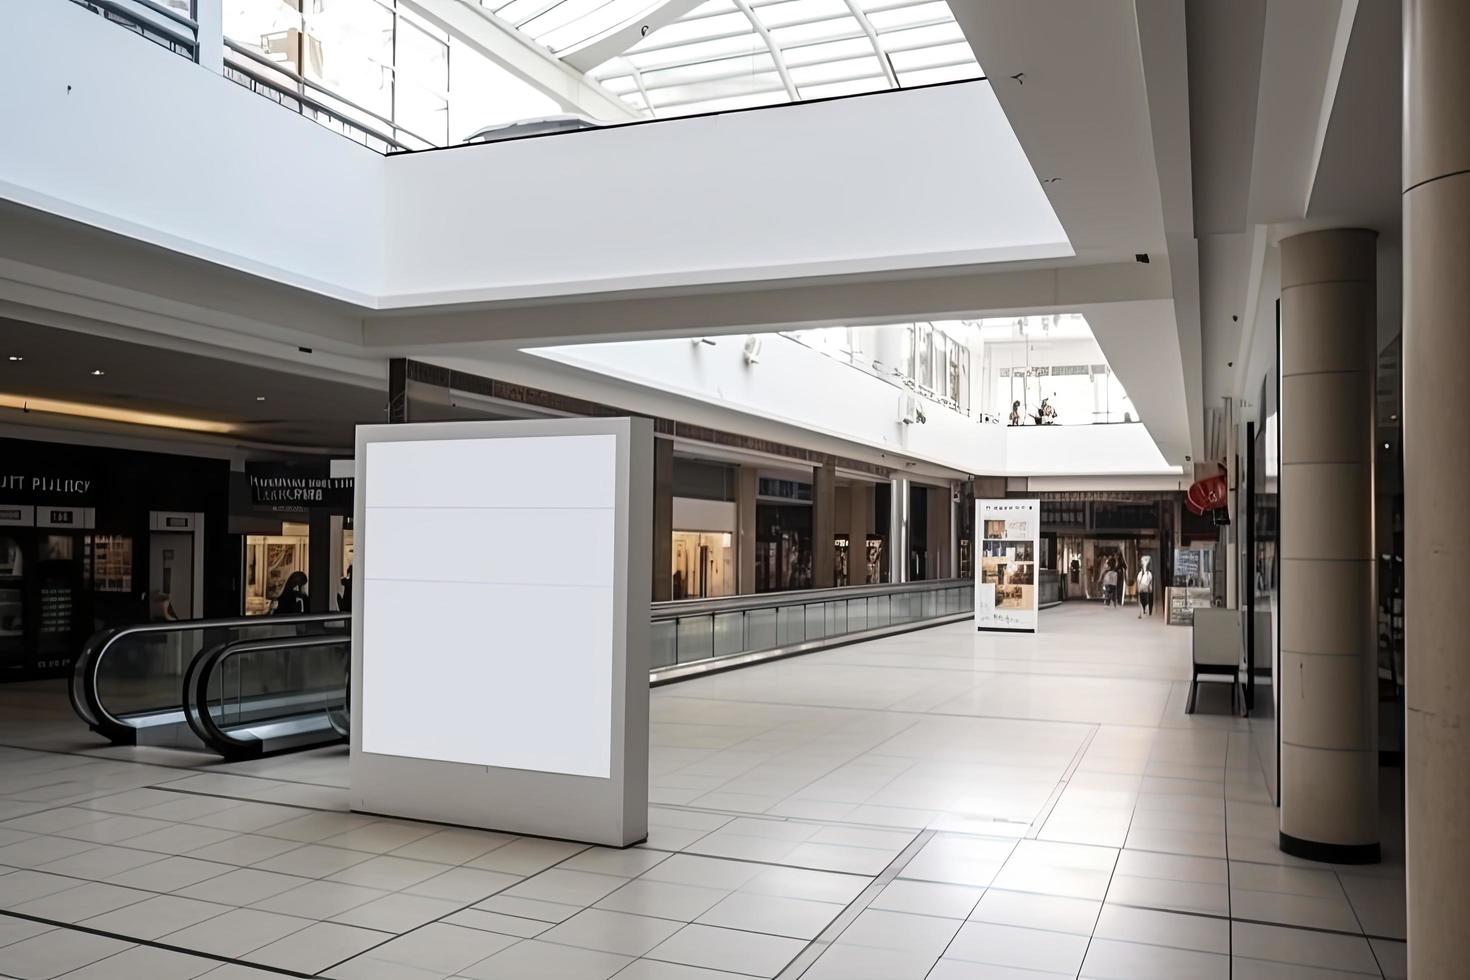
<box><xmin>487</xmin><ymin>0</ymin><xmax>983</xmax><ymax>118</ymax></box>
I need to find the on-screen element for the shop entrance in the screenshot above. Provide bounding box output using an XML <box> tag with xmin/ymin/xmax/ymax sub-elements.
<box><xmin>149</xmin><ymin>512</ymin><xmax>204</xmax><ymax>621</ymax></box>
<box><xmin>243</xmin><ymin>522</ymin><xmax>310</xmax><ymax>615</ymax></box>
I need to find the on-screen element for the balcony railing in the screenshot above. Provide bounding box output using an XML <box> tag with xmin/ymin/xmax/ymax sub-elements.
<box><xmin>223</xmin><ymin>40</ymin><xmax>432</xmax><ymax>154</ymax></box>
<box><xmin>69</xmin><ymin>0</ymin><xmax>197</xmax><ymax>60</ymax></box>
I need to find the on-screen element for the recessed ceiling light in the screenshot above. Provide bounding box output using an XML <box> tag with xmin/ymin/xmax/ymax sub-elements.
<box><xmin>90</xmin><ymin>369</ymin><xmax>105</xmax><ymax>376</ymax></box>
<box><xmin>255</xmin><ymin>395</ymin><xmax>266</xmax><ymax>401</ymax></box>
<box><xmin>7</xmin><ymin>356</ymin><xmax>21</xmax><ymax>362</ymax></box>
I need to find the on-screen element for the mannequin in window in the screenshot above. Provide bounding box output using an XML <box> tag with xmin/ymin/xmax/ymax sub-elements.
<box><xmin>1039</xmin><ymin>396</ymin><xmax>1058</xmax><ymax>425</ymax></box>
<box><xmin>1009</xmin><ymin>400</ymin><xmax>1022</xmax><ymax>426</ymax></box>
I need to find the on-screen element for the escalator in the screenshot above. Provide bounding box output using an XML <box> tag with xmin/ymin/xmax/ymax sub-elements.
<box><xmin>69</xmin><ymin>613</ymin><xmax>349</xmax><ymax>759</ymax></box>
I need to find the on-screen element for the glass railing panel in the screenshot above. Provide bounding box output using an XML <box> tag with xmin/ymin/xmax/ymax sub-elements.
<box><xmin>776</xmin><ymin>605</ymin><xmax>804</xmax><ymax>645</ymax></box>
<box><xmin>828</xmin><ymin>601</ymin><xmax>847</xmax><ymax>637</ymax></box>
<box><xmin>747</xmin><ymin>608</ymin><xmax>777</xmax><ymax>651</ymax></box>
<box><xmin>712</xmin><ymin>612</ymin><xmax>745</xmax><ymax>658</ymax></box>
<box><xmin>94</xmin><ymin>618</ymin><xmax>347</xmax><ymax>721</ymax></box>
<box><xmin>676</xmin><ymin>615</ymin><xmax>713</xmax><ymax>664</ymax></box>
<box><xmin>848</xmin><ymin>598</ymin><xmax>868</xmax><ymax>632</ymax></box>
<box><xmin>804</xmin><ymin>603</ymin><xmax>825</xmax><ymax>641</ymax></box>
<box><xmin>650</xmin><ymin>620</ymin><xmax>677</xmax><ymax>669</ymax></box>
<box><xmin>203</xmin><ymin>640</ymin><xmax>348</xmax><ymax>735</ymax></box>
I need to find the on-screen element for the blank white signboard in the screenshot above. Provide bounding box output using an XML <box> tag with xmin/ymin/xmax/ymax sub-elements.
<box><xmin>360</xmin><ymin>433</ymin><xmax>617</xmax><ymax>779</ymax></box>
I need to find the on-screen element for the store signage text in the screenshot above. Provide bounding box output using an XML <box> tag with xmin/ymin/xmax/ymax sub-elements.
<box><xmin>0</xmin><ymin>474</ymin><xmax>93</xmax><ymax>497</ymax></box>
<box><xmin>247</xmin><ymin>463</ymin><xmax>353</xmax><ymax>509</ymax></box>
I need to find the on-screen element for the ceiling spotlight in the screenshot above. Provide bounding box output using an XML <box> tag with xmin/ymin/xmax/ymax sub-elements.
<box><xmin>90</xmin><ymin>369</ymin><xmax>106</xmax><ymax>376</ymax></box>
<box><xmin>7</xmin><ymin>356</ymin><xmax>21</xmax><ymax>362</ymax></box>
<box><xmin>255</xmin><ymin>395</ymin><xmax>267</xmax><ymax>402</ymax></box>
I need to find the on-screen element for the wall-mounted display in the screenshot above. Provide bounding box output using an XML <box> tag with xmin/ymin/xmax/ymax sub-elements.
<box><xmin>975</xmin><ymin>499</ymin><xmax>1040</xmax><ymax>632</ymax></box>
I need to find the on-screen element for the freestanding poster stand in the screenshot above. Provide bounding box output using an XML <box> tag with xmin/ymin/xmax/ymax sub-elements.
<box><xmin>349</xmin><ymin>417</ymin><xmax>651</xmax><ymax>847</ymax></box>
<box><xmin>975</xmin><ymin>498</ymin><xmax>1041</xmax><ymax>633</ymax></box>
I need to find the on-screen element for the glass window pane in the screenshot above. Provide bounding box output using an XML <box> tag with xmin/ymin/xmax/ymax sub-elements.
<box><xmin>754</xmin><ymin>0</ymin><xmax>850</xmax><ymax>29</ymax></box>
<box><xmin>865</xmin><ymin>1</ymin><xmax>952</xmax><ymax>31</ymax></box>
<box><xmin>447</xmin><ymin>36</ymin><xmax>561</xmax><ymax>142</ymax></box>
<box><xmin>781</xmin><ymin>35</ymin><xmax>874</xmax><ymax>68</ymax></box>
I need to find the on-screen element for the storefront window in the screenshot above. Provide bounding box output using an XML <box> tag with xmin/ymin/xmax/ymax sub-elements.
<box><xmin>0</xmin><ymin>538</ymin><xmax>22</xmax><ymax>662</ymax></box>
<box><xmin>92</xmin><ymin>535</ymin><xmax>133</xmax><ymax>592</ymax></box>
<box><xmin>244</xmin><ymin>522</ymin><xmax>310</xmax><ymax>615</ymax></box>
<box><xmin>671</xmin><ymin>531</ymin><xmax>733</xmax><ymax>599</ymax></box>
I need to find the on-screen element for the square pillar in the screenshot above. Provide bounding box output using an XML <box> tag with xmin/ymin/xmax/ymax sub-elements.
<box><xmin>851</xmin><ymin>482</ymin><xmax>875</xmax><ymax>583</ymax></box>
<box><xmin>652</xmin><ymin>438</ymin><xmax>673</xmax><ymax>602</ymax></box>
<box><xmin>737</xmin><ymin>466</ymin><xmax>758</xmax><ymax>595</ymax></box>
<box><xmin>812</xmin><ymin>458</ymin><xmax>836</xmax><ymax>589</ymax></box>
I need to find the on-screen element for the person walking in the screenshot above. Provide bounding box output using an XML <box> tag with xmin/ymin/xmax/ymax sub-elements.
<box><xmin>1136</xmin><ymin>563</ymin><xmax>1155</xmax><ymax>618</ymax></box>
<box><xmin>1102</xmin><ymin>565</ymin><xmax>1119</xmax><ymax>607</ymax></box>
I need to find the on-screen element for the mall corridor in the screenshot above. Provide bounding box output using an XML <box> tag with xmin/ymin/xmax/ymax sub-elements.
<box><xmin>0</xmin><ymin>605</ymin><xmax>1404</xmax><ymax>979</ymax></box>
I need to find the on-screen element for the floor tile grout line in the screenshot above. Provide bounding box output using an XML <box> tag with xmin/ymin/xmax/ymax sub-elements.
<box><xmin>668</xmin><ymin>710</ymin><xmax>928</xmax><ymax>822</ymax></box>
<box><xmin>0</xmin><ymin>739</ymin><xmax>344</xmax><ymax>790</ymax></box>
<box><xmin>917</xmin><ymin>865</ymin><xmax>988</xmax><ymax>979</ymax></box>
<box><xmin>1026</xmin><ymin>723</ymin><xmax>1102</xmax><ymax>841</ymax></box>
<box><xmin>774</xmin><ymin>826</ymin><xmax>933</xmax><ymax>980</ymax></box>
<box><xmin>1074</xmin><ymin>773</ymin><xmax>1142</xmax><ymax>979</ymax></box>
<box><xmin>1224</xmin><ymin>760</ymin><xmax>1232</xmax><ymax>980</ymax></box>
<box><xmin>0</xmin><ymin>906</ymin><xmax>315</xmax><ymax>979</ymax></box>
<box><xmin>1332</xmin><ymin>865</ymin><xmax>1387</xmax><ymax>979</ymax></box>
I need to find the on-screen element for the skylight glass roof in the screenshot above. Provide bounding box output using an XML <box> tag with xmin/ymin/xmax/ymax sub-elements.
<box><xmin>483</xmin><ymin>0</ymin><xmax>982</xmax><ymax>118</ymax></box>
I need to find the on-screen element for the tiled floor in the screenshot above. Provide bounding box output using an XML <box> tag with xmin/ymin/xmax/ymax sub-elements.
<box><xmin>0</xmin><ymin>604</ymin><xmax>1406</xmax><ymax>978</ymax></box>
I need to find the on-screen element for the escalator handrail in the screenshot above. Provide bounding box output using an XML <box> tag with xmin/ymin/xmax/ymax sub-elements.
<box><xmin>70</xmin><ymin>612</ymin><xmax>350</xmax><ymax>744</ymax></box>
<box><xmin>183</xmin><ymin>632</ymin><xmax>351</xmax><ymax>761</ymax></box>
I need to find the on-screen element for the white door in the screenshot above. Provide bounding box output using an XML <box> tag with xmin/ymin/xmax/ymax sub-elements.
<box><xmin>150</xmin><ymin>532</ymin><xmax>195</xmax><ymax>619</ymax></box>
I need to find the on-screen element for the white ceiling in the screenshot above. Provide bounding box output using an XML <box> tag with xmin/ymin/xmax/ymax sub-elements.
<box><xmin>21</xmin><ymin>0</ymin><xmax>1408</xmax><ymax>472</ymax></box>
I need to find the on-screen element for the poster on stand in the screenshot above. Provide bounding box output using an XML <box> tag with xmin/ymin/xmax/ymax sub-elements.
<box><xmin>975</xmin><ymin>498</ymin><xmax>1040</xmax><ymax>632</ymax></box>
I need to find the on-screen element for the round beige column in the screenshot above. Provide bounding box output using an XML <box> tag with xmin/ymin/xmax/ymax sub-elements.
<box><xmin>1278</xmin><ymin>228</ymin><xmax>1379</xmax><ymax>864</ymax></box>
<box><xmin>1404</xmin><ymin>0</ymin><xmax>1470</xmax><ymax>972</ymax></box>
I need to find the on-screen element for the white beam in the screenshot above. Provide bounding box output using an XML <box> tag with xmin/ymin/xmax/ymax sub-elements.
<box><xmin>411</xmin><ymin>0</ymin><xmax>638</xmax><ymax>121</ymax></box>
<box><xmin>560</xmin><ymin>0</ymin><xmax>706</xmax><ymax>72</ymax></box>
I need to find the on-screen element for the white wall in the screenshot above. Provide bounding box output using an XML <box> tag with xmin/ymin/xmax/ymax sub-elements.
<box><xmin>533</xmin><ymin>335</ymin><xmax>1180</xmax><ymax>478</ymax></box>
<box><xmin>532</xmin><ymin>335</ymin><xmax>1006</xmax><ymax>475</ymax></box>
<box><xmin>381</xmin><ymin>82</ymin><xmax>1070</xmax><ymax>304</ymax></box>
<box><xmin>0</xmin><ymin>0</ymin><xmax>384</xmax><ymax>304</ymax></box>
<box><xmin>1003</xmin><ymin>422</ymin><xmax>1179</xmax><ymax>476</ymax></box>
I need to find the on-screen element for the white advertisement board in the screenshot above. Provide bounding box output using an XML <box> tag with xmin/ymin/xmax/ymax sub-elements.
<box><xmin>975</xmin><ymin>498</ymin><xmax>1041</xmax><ymax>632</ymax></box>
<box><xmin>350</xmin><ymin>417</ymin><xmax>651</xmax><ymax>847</ymax></box>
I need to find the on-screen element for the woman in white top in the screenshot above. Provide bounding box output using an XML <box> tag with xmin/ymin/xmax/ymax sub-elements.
<box><xmin>1136</xmin><ymin>565</ymin><xmax>1155</xmax><ymax>617</ymax></box>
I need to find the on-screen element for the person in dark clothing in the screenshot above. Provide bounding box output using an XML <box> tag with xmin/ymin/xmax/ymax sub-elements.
<box><xmin>338</xmin><ymin>565</ymin><xmax>353</xmax><ymax>613</ymax></box>
<box><xmin>273</xmin><ymin>571</ymin><xmax>309</xmax><ymax>615</ymax></box>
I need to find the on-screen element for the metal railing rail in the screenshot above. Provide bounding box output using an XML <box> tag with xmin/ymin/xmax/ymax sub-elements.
<box><xmin>650</xmin><ymin>578</ymin><xmax>974</xmax><ymax>678</ymax></box>
<box><xmin>223</xmin><ymin>40</ymin><xmax>436</xmax><ymax>153</ymax></box>
<box><xmin>70</xmin><ymin>612</ymin><xmax>349</xmax><ymax>744</ymax></box>
<box><xmin>183</xmin><ymin>633</ymin><xmax>349</xmax><ymax>761</ymax></box>
<box><xmin>652</xmin><ymin>577</ymin><xmax>967</xmax><ymax>619</ymax></box>
<box><xmin>69</xmin><ymin>0</ymin><xmax>198</xmax><ymax>59</ymax></box>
